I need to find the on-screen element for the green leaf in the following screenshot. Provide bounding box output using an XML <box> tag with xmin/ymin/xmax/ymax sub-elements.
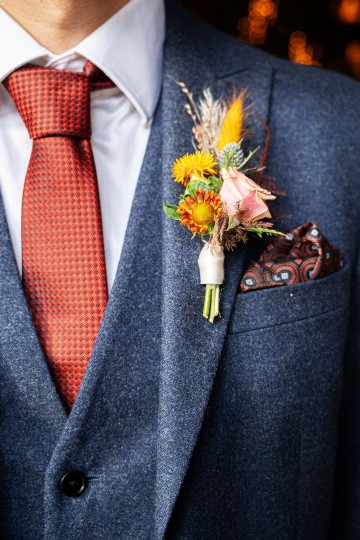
<box><xmin>185</xmin><ymin>180</ymin><xmax>197</xmax><ymax>200</ymax></box>
<box><xmin>208</xmin><ymin>176</ymin><xmax>223</xmax><ymax>192</ymax></box>
<box><xmin>185</xmin><ymin>179</ymin><xmax>213</xmax><ymax>199</ymax></box>
<box><xmin>207</xmin><ymin>222</ymin><xmax>215</xmax><ymax>234</ymax></box>
<box><xmin>241</xmin><ymin>226</ymin><xmax>286</xmax><ymax>238</ymax></box>
<box><xmin>196</xmin><ymin>181</ymin><xmax>213</xmax><ymax>192</ymax></box>
<box><xmin>241</xmin><ymin>166</ymin><xmax>266</xmax><ymax>175</ymax></box>
<box><xmin>163</xmin><ymin>202</ymin><xmax>181</xmax><ymax>221</ymax></box>
<box><xmin>238</xmin><ymin>147</ymin><xmax>260</xmax><ymax>170</ymax></box>
<box><xmin>191</xmin><ymin>174</ymin><xmax>210</xmax><ymax>184</ymax></box>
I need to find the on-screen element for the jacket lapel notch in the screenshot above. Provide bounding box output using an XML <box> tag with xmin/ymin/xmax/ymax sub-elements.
<box><xmin>156</xmin><ymin>7</ymin><xmax>274</xmax><ymax>537</ymax></box>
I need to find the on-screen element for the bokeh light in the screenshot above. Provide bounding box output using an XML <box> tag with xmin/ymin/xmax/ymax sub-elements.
<box><xmin>289</xmin><ymin>31</ymin><xmax>323</xmax><ymax>66</ymax></box>
<box><xmin>345</xmin><ymin>41</ymin><xmax>360</xmax><ymax>77</ymax></box>
<box><xmin>338</xmin><ymin>0</ymin><xmax>360</xmax><ymax>24</ymax></box>
<box><xmin>183</xmin><ymin>0</ymin><xmax>360</xmax><ymax>82</ymax></box>
<box><xmin>238</xmin><ymin>0</ymin><xmax>279</xmax><ymax>45</ymax></box>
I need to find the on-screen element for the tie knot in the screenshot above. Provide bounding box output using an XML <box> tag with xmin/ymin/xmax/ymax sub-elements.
<box><xmin>4</xmin><ymin>64</ymin><xmax>93</xmax><ymax>139</ymax></box>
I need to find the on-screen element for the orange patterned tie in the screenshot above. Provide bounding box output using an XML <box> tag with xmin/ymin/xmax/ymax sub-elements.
<box><xmin>3</xmin><ymin>62</ymin><xmax>113</xmax><ymax>411</ymax></box>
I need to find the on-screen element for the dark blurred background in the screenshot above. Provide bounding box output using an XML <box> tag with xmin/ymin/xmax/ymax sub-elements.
<box><xmin>181</xmin><ymin>0</ymin><xmax>360</xmax><ymax>81</ymax></box>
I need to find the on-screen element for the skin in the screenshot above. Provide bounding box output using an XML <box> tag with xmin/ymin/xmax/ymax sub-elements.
<box><xmin>0</xmin><ymin>0</ymin><xmax>131</xmax><ymax>53</ymax></box>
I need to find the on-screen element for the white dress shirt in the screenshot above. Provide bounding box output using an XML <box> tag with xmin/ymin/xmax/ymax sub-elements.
<box><xmin>0</xmin><ymin>0</ymin><xmax>165</xmax><ymax>291</ymax></box>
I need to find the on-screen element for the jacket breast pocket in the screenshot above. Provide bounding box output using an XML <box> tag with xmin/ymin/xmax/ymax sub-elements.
<box><xmin>225</xmin><ymin>261</ymin><xmax>351</xmax><ymax>421</ymax></box>
<box><xmin>229</xmin><ymin>261</ymin><xmax>351</xmax><ymax>335</ymax></box>
<box><xmin>225</xmin><ymin>262</ymin><xmax>351</xmax><ymax>408</ymax></box>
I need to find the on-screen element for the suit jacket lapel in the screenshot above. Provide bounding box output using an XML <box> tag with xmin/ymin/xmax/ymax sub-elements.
<box><xmin>156</xmin><ymin>3</ymin><xmax>274</xmax><ymax>537</ymax></box>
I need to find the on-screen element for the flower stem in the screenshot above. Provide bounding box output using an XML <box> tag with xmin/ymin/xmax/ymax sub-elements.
<box><xmin>203</xmin><ymin>284</ymin><xmax>222</xmax><ymax>323</ymax></box>
<box><xmin>215</xmin><ymin>285</ymin><xmax>221</xmax><ymax>317</ymax></box>
<box><xmin>203</xmin><ymin>284</ymin><xmax>212</xmax><ymax>318</ymax></box>
<box><xmin>209</xmin><ymin>286</ymin><xmax>216</xmax><ymax>323</ymax></box>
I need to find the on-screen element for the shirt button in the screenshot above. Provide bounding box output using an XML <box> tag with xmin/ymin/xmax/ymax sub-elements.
<box><xmin>60</xmin><ymin>470</ymin><xmax>87</xmax><ymax>497</ymax></box>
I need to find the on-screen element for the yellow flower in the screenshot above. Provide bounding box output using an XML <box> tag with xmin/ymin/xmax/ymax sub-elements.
<box><xmin>172</xmin><ymin>152</ymin><xmax>217</xmax><ymax>186</ymax></box>
<box><xmin>177</xmin><ymin>189</ymin><xmax>223</xmax><ymax>235</ymax></box>
<box><xmin>217</xmin><ymin>94</ymin><xmax>245</xmax><ymax>151</ymax></box>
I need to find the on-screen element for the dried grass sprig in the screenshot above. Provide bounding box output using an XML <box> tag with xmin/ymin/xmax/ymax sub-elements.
<box><xmin>177</xmin><ymin>82</ymin><xmax>212</xmax><ymax>152</ymax></box>
<box><xmin>177</xmin><ymin>82</ymin><xmax>202</xmax><ymax>124</ymax></box>
<box><xmin>210</xmin><ymin>211</ymin><xmax>228</xmax><ymax>251</ymax></box>
<box><xmin>177</xmin><ymin>83</ymin><xmax>229</xmax><ymax>155</ymax></box>
<box><xmin>198</xmin><ymin>88</ymin><xmax>227</xmax><ymax>153</ymax></box>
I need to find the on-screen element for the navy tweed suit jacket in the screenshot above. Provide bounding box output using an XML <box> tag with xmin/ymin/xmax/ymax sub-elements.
<box><xmin>0</xmin><ymin>1</ymin><xmax>359</xmax><ymax>538</ymax></box>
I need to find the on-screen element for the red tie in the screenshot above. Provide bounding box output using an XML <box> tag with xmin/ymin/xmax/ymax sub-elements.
<box><xmin>3</xmin><ymin>62</ymin><xmax>113</xmax><ymax>411</ymax></box>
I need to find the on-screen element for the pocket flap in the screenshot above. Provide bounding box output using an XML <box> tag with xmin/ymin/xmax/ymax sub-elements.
<box><xmin>229</xmin><ymin>262</ymin><xmax>351</xmax><ymax>334</ymax></box>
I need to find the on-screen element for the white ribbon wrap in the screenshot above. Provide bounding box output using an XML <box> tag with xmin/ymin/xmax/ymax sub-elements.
<box><xmin>198</xmin><ymin>243</ymin><xmax>225</xmax><ymax>285</ymax></box>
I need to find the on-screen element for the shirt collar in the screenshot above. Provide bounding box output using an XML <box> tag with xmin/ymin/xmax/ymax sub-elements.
<box><xmin>0</xmin><ymin>0</ymin><xmax>165</xmax><ymax>123</ymax></box>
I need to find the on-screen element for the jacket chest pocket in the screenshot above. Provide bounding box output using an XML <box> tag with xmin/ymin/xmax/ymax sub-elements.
<box><xmin>225</xmin><ymin>262</ymin><xmax>351</xmax><ymax>397</ymax></box>
<box><xmin>229</xmin><ymin>261</ymin><xmax>351</xmax><ymax>335</ymax></box>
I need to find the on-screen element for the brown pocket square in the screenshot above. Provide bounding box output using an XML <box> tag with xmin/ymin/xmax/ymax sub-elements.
<box><xmin>240</xmin><ymin>222</ymin><xmax>343</xmax><ymax>293</ymax></box>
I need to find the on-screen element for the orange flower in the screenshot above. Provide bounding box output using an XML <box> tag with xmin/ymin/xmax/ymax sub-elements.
<box><xmin>177</xmin><ymin>189</ymin><xmax>223</xmax><ymax>234</ymax></box>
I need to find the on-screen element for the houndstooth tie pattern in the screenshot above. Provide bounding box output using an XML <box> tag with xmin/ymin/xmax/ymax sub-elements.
<box><xmin>3</xmin><ymin>62</ymin><xmax>114</xmax><ymax>411</ymax></box>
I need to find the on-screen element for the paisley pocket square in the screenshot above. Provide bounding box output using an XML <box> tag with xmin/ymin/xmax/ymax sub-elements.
<box><xmin>240</xmin><ymin>222</ymin><xmax>343</xmax><ymax>292</ymax></box>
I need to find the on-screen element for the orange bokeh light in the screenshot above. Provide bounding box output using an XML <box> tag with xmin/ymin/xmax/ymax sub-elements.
<box><xmin>288</xmin><ymin>31</ymin><xmax>323</xmax><ymax>67</ymax></box>
<box><xmin>238</xmin><ymin>0</ymin><xmax>279</xmax><ymax>45</ymax></box>
<box><xmin>345</xmin><ymin>41</ymin><xmax>360</xmax><ymax>77</ymax></box>
<box><xmin>338</xmin><ymin>0</ymin><xmax>360</xmax><ymax>24</ymax></box>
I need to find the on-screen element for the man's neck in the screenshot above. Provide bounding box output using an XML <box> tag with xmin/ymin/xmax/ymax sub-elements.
<box><xmin>0</xmin><ymin>0</ymin><xmax>130</xmax><ymax>54</ymax></box>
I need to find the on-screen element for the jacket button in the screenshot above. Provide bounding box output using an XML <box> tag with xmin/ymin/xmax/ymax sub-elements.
<box><xmin>60</xmin><ymin>471</ymin><xmax>87</xmax><ymax>497</ymax></box>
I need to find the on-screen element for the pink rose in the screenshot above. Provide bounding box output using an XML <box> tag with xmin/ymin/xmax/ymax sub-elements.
<box><xmin>219</xmin><ymin>168</ymin><xmax>276</xmax><ymax>221</ymax></box>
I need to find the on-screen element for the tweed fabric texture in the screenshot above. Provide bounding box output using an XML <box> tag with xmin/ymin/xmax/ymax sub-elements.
<box><xmin>0</xmin><ymin>2</ymin><xmax>359</xmax><ymax>539</ymax></box>
<box><xmin>240</xmin><ymin>222</ymin><xmax>342</xmax><ymax>291</ymax></box>
<box><xmin>3</xmin><ymin>62</ymin><xmax>113</xmax><ymax>410</ymax></box>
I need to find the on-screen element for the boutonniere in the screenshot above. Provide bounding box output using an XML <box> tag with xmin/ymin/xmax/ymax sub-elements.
<box><xmin>163</xmin><ymin>84</ymin><xmax>284</xmax><ymax>323</ymax></box>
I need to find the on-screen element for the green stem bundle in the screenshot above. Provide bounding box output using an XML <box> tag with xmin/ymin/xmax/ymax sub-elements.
<box><xmin>202</xmin><ymin>284</ymin><xmax>221</xmax><ymax>323</ymax></box>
